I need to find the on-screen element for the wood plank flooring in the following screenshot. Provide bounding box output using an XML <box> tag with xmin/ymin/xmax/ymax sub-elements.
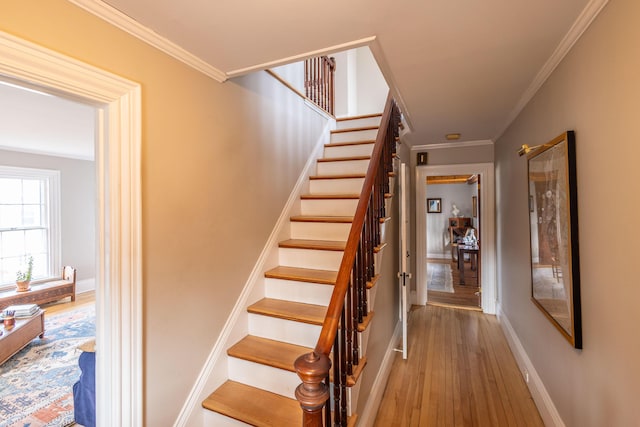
<box><xmin>39</xmin><ymin>291</ymin><xmax>95</xmax><ymax>316</ymax></box>
<box><xmin>428</xmin><ymin>259</ymin><xmax>481</xmax><ymax>309</ymax></box>
<box><xmin>374</xmin><ymin>305</ymin><xmax>543</xmax><ymax>427</ymax></box>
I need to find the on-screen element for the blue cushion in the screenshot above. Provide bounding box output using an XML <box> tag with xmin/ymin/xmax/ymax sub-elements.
<box><xmin>73</xmin><ymin>351</ymin><xmax>96</xmax><ymax>427</ymax></box>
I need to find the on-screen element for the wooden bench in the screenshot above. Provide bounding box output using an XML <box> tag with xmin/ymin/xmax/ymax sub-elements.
<box><xmin>0</xmin><ymin>266</ymin><xmax>76</xmax><ymax>310</ymax></box>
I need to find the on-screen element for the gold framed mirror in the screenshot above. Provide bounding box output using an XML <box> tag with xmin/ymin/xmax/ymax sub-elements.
<box><xmin>527</xmin><ymin>131</ymin><xmax>582</xmax><ymax>348</ymax></box>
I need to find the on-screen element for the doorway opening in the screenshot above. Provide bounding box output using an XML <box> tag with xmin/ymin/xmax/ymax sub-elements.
<box><xmin>425</xmin><ymin>174</ymin><xmax>481</xmax><ymax>309</ymax></box>
<box><xmin>0</xmin><ymin>31</ymin><xmax>142</xmax><ymax>426</ymax></box>
<box><xmin>416</xmin><ymin>162</ymin><xmax>496</xmax><ymax>314</ymax></box>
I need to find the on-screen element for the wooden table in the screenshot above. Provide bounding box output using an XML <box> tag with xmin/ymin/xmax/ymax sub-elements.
<box><xmin>0</xmin><ymin>310</ymin><xmax>45</xmax><ymax>365</ymax></box>
<box><xmin>457</xmin><ymin>245</ymin><xmax>479</xmax><ymax>285</ymax></box>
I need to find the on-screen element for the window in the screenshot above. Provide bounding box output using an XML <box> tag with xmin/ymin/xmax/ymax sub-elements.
<box><xmin>0</xmin><ymin>166</ymin><xmax>60</xmax><ymax>288</ymax></box>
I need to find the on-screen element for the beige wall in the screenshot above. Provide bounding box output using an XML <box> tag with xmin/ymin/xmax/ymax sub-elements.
<box><xmin>0</xmin><ymin>150</ymin><xmax>95</xmax><ymax>281</ymax></box>
<box><xmin>495</xmin><ymin>0</ymin><xmax>640</xmax><ymax>425</ymax></box>
<box><xmin>1</xmin><ymin>1</ymin><xmax>329</xmax><ymax>424</ymax></box>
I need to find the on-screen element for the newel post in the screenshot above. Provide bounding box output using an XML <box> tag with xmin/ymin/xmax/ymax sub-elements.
<box><xmin>295</xmin><ymin>351</ymin><xmax>331</xmax><ymax>426</ymax></box>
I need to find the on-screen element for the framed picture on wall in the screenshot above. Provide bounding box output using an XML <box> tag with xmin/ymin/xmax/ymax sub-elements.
<box><xmin>527</xmin><ymin>130</ymin><xmax>582</xmax><ymax>349</ymax></box>
<box><xmin>427</xmin><ymin>198</ymin><xmax>441</xmax><ymax>213</ymax></box>
<box><xmin>472</xmin><ymin>196</ymin><xmax>477</xmax><ymax>217</ymax></box>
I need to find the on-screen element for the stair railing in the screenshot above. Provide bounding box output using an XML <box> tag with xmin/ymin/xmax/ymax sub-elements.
<box><xmin>295</xmin><ymin>94</ymin><xmax>400</xmax><ymax>426</ymax></box>
<box><xmin>304</xmin><ymin>56</ymin><xmax>336</xmax><ymax>116</ymax></box>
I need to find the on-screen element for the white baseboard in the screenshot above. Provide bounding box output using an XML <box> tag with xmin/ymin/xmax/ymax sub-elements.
<box><xmin>357</xmin><ymin>321</ymin><xmax>402</xmax><ymax>427</ymax></box>
<box><xmin>497</xmin><ymin>304</ymin><xmax>565</xmax><ymax>427</ymax></box>
<box><xmin>174</xmin><ymin>120</ymin><xmax>333</xmax><ymax>427</ymax></box>
<box><xmin>76</xmin><ymin>278</ymin><xmax>95</xmax><ymax>294</ymax></box>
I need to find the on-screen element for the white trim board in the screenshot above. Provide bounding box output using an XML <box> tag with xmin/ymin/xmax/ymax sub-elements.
<box><xmin>68</xmin><ymin>0</ymin><xmax>227</xmax><ymax>82</ymax></box>
<box><xmin>357</xmin><ymin>321</ymin><xmax>402</xmax><ymax>427</ymax></box>
<box><xmin>0</xmin><ymin>31</ymin><xmax>143</xmax><ymax>426</ymax></box>
<box><xmin>415</xmin><ymin>162</ymin><xmax>496</xmax><ymax>314</ymax></box>
<box><xmin>174</xmin><ymin>120</ymin><xmax>333</xmax><ymax>427</ymax></box>
<box><xmin>497</xmin><ymin>305</ymin><xmax>566</xmax><ymax>427</ymax></box>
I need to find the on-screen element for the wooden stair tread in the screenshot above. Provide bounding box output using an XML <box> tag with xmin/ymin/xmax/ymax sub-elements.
<box><xmin>279</xmin><ymin>239</ymin><xmax>346</xmax><ymax>251</ymax></box>
<box><xmin>336</xmin><ymin>113</ymin><xmax>382</xmax><ymax>122</ymax></box>
<box><xmin>248</xmin><ymin>298</ymin><xmax>326</xmax><ymax>325</ymax></box>
<box><xmin>374</xmin><ymin>242</ymin><xmax>388</xmax><ymax>253</ymax></box>
<box><xmin>309</xmin><ymin>174</ymin><xmax>365</xmax><ymax>180</ymax></box>
<box><xmin>331</xmin><ymin>125</ymin><xmax>379</xmax><ymax>134</ymax></box>
<box><xmin>358</xmin><ymin>311</ymin><xmax>374</xmax><ymax>332</ymax></box>
<box><xmin>290</xmin><ymin>215</ymin><xmax>353</xmax><ymax>223</ymax></box>
<box><xmin>325</xmin><ymin>139</ymin><xmax>375</xmax><ymax>148</ymax></box>
<box><xmin>317</xmin><ymin>155</ymin><xmax>370</xmax><ymax>162</ymax></box>
<box><xmin>228</xmin><ymin>336</ymin><xmax>311</xmax><ymax>372</ymax></box>
<box><xmin>202</xmin><ymin>380</ymin><xmax>301</xmax><ymax>427</ymax></box>
<box><xmin>367</xmin><ymin>274</ymin><xmax>380</xmax><ymax>289</ymax></box>
<box><xmin>265</xmin><ymin>266</ymin><xmax>337</xmax><ymax>285</ymax></box>
<box><xmin>301</xmin><ymin>193</ymin><xmax>360</xmax><ymax>200</ymax></box>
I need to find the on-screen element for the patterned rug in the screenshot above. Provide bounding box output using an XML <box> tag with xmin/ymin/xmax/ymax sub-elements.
<box><xmin>427</xmin><ymin>262</ymin><xmax>454</xmax><ymax>293</ymax></box>
<box><xmin>0</xmin><ymin>305</ymin><xmax>95</xmax><ymax>427</ymax></box>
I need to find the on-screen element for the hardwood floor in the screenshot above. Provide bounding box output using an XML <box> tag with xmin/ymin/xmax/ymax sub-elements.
<box><xmin>428</xmin><ymin>259</ymin><xmax>481</xmax><ymax>309</ymax></box>
<box><xmin>39</xmin><ymin>291</ymin><xmax>95</xmax><ymax>315</ymax></box>
<box><xmin>374</xmin><ymin>305</ymin><xmax>543</xmax><ymax>427</ymax></box>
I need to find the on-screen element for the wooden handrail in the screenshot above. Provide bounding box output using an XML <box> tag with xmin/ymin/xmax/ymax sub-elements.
<box><xmin>295</xmin><ymin>93</ymin><xmax>399</xmax><ymax>426</ymax></box>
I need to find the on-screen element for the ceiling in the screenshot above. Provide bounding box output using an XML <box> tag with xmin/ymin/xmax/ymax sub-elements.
<box><xmin>97</xmin><ymin>0</ymin><xmax>602</xmax><ymax>146</ymax></box>
<box><xmin>0</xmin><ymin>81</ymin><xmax>95</xmax><ymax>160</ymax></box>
<box><xmin>1</xmin><ymin>0</ymin><xmax>605</xmax><ymax>158</ymax></box>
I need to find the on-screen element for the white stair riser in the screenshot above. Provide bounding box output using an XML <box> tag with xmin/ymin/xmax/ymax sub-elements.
<box><xmin>359</xmin><ymin>326</ymin><xmax>372</xmax><ymax>359</ymax></box>
<box><xmin>279</xmin><ymin>247</ymin><xmax>343</xmax><ymax>270</ymax></box>
<box><xmin>330</xmin><ymin>128</ymin><xmax>378</xmax><ymax>144</ymax></box>
<box><xmin>248</xmin><ymin>313</ymin><xmax>321</xmax><ymax>348</ymax></box>
<box><xmin>348</xmin><ymin>381</ymin><xmax>362</xmax><ymax>417</ymax></box>
<box><xmin>228</xmin><ymin>357</ymin><xmax>299</xmax><ymax>399</ymax></box>
<box><xmin>309</xmin><ymin>177</ymin><xmax>364</xmax><ymax>195</ymax></box>
<box><xmin>265</xmin><ymin>278</ymin><xmax>334</xmax><ymax>306</ymax></box>
<box><xmin>328</xmin><ymin>385</ymin><xmax>357</xmax><ymax>417</ymax></box>
<box><xmin>379</xmin><ymin>220</ymin><xmax>389</xmax><ymax>244</ymax></box>
<box><xmin>204</xmin><ymin>410</ymin><xmax>250</xmax><ymax>426</ymax></box>
<box><xmin>367</xmin><ymin>286</ymin><xmax>378</xmax><ymax>314</ymax></box>
<box><xmin>317</xmin><ymin>159</ymin><xmax>369</xmax><ymax>176</ymax></box>
<box><xmin>324</xmin><ymin>143</ymin><xmax>374</xmax><ymax>158</ymax></box>
<box><xmin>335</xmin><ymin>116</ymin><xmax>381</xmax><ymax>130</ymax></box>
<box><xmin>290</xmin><ymin>221</ymin><xmax>351</xmax><ymax>241</ymax></box>
<box><xmin>301</xmin><ymin>199</ymin><xmax>358</xmax><ymax>217</ymax></box>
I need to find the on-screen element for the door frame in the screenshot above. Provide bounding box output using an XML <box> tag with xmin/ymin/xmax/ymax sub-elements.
<box><xmin>416</xmin><ymin>163</ymin><xmax>496</xmax><ymax>314</ymax></box>
<box><xmin>0</xmin><ymin>32</ymin><xmax>143</xmax><ymax>425</ymax></box>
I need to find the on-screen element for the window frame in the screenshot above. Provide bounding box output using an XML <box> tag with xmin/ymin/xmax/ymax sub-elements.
<box><xmin>0</xmin><ymin>165</ymin><xmax>61</xmax><ymax>289</ymax></box>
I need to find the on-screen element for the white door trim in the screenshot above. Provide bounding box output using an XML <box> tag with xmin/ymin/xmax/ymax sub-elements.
<box><xmin>415</xmin><ymin>163</ymin><xmax>496</xmax><ymax>314</ymax></box>
<box><xmin>0</xmin><ymin>31</ymin><xmax>143</xmax><ymax>426</ymax></box>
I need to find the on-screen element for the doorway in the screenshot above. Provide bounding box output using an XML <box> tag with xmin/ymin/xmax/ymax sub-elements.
<box><xmin>0</xmin><ymin>31</ymin><xmax>142</xmax><ymax>425</ymax></box>
<box><xmin>425</xmin><ymin>174</ymin><xmax>481</xmax><ymax>309</ymax></box>
<box><xmin>415</xmin><ymin>163</ymin><xmax>496</xmax><ymax>314</ymax></box>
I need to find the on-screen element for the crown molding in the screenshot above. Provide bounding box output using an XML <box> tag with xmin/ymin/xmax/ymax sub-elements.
<box><xmin>225</xmin><ymin>36</ymin><xmax>377</xmax><ymax>79</ymax></box>
<box><xmin>495</xmin><ymin>0</ymin><xmax>609</xmax><ymax>140</ymax></box>
<box><xmin>67</xmin><ymin>0</ymin><xmax>228</xmax><ymax>82</ymax></box>
<box><xmin>411</xmin><ymin>139</ymin><xmax>494</xmax><ymax>151</ymax></box>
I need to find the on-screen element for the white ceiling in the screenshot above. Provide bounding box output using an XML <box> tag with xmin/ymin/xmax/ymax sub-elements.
<box><xmin>0</xmin><ymin>81</ymin><xmax>95</xmax><ymax>160</ymax></box>
<box><xmin>1</xmin><ymin>0</ymin><xmax>605</xmax><ymax>157</ymax></box>
<box><xmin>99</xmin><ymin>0</ymin><xmax>601</xmax><ymax>146</ymax></box>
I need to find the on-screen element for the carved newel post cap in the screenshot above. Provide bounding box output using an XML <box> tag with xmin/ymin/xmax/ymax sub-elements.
<box><xmin>294</xmin><ymin>351</ymin><xmax>331</xmax><ymax>410</ymax></box>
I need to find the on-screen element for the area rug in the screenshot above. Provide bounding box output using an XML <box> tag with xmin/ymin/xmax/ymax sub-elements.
<box><xmin>427</xmin><ymin>262</ymin><xmax>454</xmax><ymax>293</ymax></box>
<box><xmin>0</xmin><ymin>305</ymin><xmax>95</xmax><ymax>427</ymax></box>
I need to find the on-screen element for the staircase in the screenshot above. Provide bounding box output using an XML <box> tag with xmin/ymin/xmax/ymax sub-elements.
<box><xmin>201</xmin><ymin>112</ymin><xmax>394</xmax><ymax>426</ymax></box>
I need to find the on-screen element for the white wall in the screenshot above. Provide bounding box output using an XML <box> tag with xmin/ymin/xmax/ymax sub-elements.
<box><xmin>426</xmin><ymin>183</ymin><xmax>475</xmax><ymax>257</ymax></box>
<box><xmin>495</xmin><ymin>0</ymin><xmax>640</xmax><ymax>425</ymax></box>
<box><xmin>271</xmin><ymin>61</ymin><xmax>304</xmax><ymax>93</ymax></box>
<box><xmin>356</xmin><ymin>47</ymin><xmax>389</xmax><ymax>115</ymax></box>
